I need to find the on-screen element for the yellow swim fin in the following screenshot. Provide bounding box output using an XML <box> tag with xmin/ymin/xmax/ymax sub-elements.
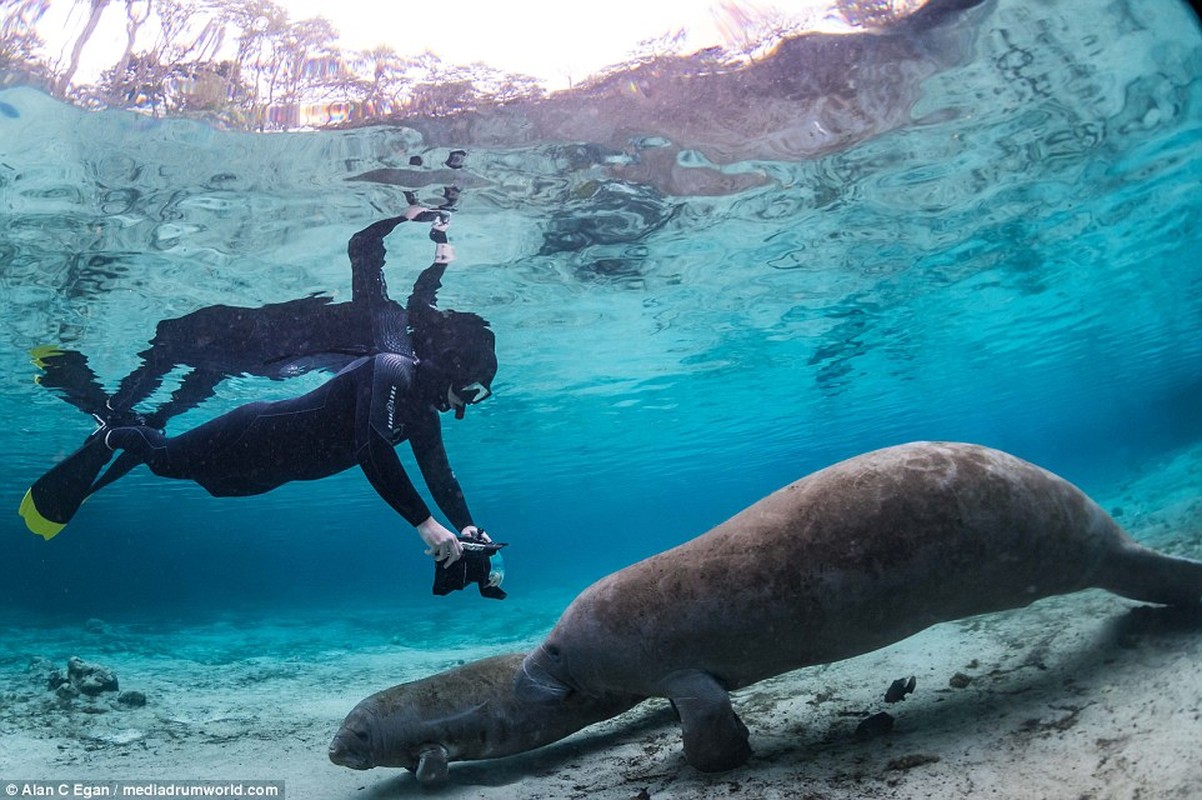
<box><xmin>19</xmin><ymin>432</ymin><xmax>114</xmax><ymax>540</ymax></box>
<box><xmin>29</xmin><ymin>345</ymin><xmax>66</xmax><ymax>386</ymax></box>
<box><xmin>19</xmin><ymin>488</ymin><xmax>67</xmax><ymax>540</ymax></box>
<box><xmin>29</xmin><ymin>345</ymin><xmax>66</xmax><ymax>370</ymax></box>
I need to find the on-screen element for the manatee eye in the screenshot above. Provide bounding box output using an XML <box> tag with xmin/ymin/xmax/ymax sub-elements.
<box><xmin>545</xmin><ymin>644</ymin><xmax>561</xmax><ymax>661</ymax></box>
<box><xmin>355</xmin><ymin>729</ymin><xmax>369</xmax><ymax>743</ymax></box>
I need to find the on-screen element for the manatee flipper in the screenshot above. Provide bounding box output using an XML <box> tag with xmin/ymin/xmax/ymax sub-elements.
<box><xmin>1096</xmin><ymin>541</ymin><xmax>1202</xmax><ymax>607</ymax></box>
<box><xmin>660</xmin><ymin>669</ymin><xmax>751</xmax><ymax>772</ymax></box>
<box><xmin>19</xmin><ymin>430</ymin><xmax>113</xmax><ymax>540</ymax></box>
<box><xmin>415</xmin><ymin>744</ymin><xmax>449</xmax><ymax>784</ymax></box>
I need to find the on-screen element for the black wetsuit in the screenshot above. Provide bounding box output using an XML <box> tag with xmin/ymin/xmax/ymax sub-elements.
<box><xmin>37</xmin><ymin>211</ymin><xmax>452</xmax><ymax>429</ymax></box>
<box><xmin>27</xmin><ymin>203</ymin><xmax>494</xmax><ymax>534</ymax></box>
<box><xmin>104</xmin><ymin>353</ymin><xmax>474</xmax><ymax>529</ymax></box>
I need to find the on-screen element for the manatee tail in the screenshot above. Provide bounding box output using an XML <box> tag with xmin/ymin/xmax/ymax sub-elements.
<box><xmin>19</xmin><ymin>428</ymin><xmax>114</xmax><ymax>540</ymax></box>
<box><xmin>1095</xmin><ymin>542</ymin><xmax>1202</xmax><ymax>607</ymax></box>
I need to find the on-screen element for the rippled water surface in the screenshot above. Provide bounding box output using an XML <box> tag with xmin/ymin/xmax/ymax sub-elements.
<box><xmin>2</xmin><ymin>0</ymin><xmax>1200</xmax><ymax>615</ymax></box>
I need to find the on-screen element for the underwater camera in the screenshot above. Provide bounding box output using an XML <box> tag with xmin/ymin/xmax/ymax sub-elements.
<box><xmin>433</xmin><ymin>539</ymin><xmax>507</xmax><ymax>600</ymax></box>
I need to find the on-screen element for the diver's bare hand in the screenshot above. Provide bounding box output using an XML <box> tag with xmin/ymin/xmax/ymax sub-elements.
<box><xmin>417</xmin><ymin>517</ymin><xmax>463</xmax><ymax>566</ymax></box>
<box><xmin>460</xmin><ymin>525</ymin><xmax>491</xmax><ymax>543</ymax></box>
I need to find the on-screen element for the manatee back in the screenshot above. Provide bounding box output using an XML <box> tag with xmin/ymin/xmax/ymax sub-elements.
<box><xmin>714</xmin><ymin>441</ymin><xmax>1107</xmax><ymax>549</ymax></box>
<box><xmin>555</xmin><ymin>442</ymin><xmax>1125</xmax><ymax>688</ymax></box>
<box><xmin>656</xmin><ymin>441</ymin><xmax>1117</xmax><ymax>597</ymax></box>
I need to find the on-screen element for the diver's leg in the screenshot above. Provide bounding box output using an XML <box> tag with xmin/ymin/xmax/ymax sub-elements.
<box><xmin>106</xmin><ymin>401</ymin><xmax>257</xmax><ymax>481</ymax></box>
<box><xmin>87</xmin><ymin>450</ymin><xmax>143</xmax><ymax>495</ymax></box>
<box><xmin>141</xmin><ymin>368</ymin><xmax>225</xmax><ymax>430</ymax></box>
<box><xmin>108</xmin><ymin>347</ymin><xmax>172</xmax><ymax>419</ymax></box>
<box><xmin>27</xmin><ymin>397</ymin><xmax>269</xmax><ymax>535</ymax></box>
<box><xmin>19</xmin><ymin>424</ymin><xmax>115</xmax><ymax>540</ymax></box>
<box><xmin>30</xmin><ymin>347</ymin><xmax>111</xmax><ymax>418</ymax></box>
<box><xmin>20</xmin><ymin>409</ymin><xmax>239</xmax><ymax>540</ymax></box>
<box><xmin>104</xmin><ymin>426</ymin><xmax>173</xmax><ymax>475</ymax></box>
<box><xmin>107</xmin><ymin>399</ymin><xmax>279</xmax><ymax>493</ymax></box>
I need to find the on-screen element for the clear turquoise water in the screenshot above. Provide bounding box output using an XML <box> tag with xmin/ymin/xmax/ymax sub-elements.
<box><xmin>1</xmin><ymin>0</ymin><xmax>1200</xmax><ymax>630</ymax></box>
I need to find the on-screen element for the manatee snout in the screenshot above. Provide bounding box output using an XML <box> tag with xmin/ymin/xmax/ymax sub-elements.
<box><xmin>328</xmin><ymin>707</ymin><xmax>377</xmax><ymax>770</ymax></box>
<box><xmin>515</xmin><ymin>644</ymin><xmax>574</xmax><ymax>703</ymax></box>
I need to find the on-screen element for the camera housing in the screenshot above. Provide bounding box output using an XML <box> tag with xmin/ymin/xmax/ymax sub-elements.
<box><xmin>432</xmin><ymin>540</ymin><xmax>507</xmax><ymax>600</ymax></box>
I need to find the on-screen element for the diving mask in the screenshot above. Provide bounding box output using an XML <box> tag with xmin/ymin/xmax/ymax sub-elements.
<box><xmin>448</xmin><ymin>381</ymin><xmax>492</xmax><ymax>419</ymax></box>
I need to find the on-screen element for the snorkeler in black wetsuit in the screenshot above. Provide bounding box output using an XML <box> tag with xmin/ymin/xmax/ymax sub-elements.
<box><xmin>47</xmin><ymin>323</ymin><xmax>495</xmax><ymax>557</ymax></box>
<box><xmin>22</xmin><ymin>331</ymin><xmax>494</xmax><ymax>551</ymax></box>
<box><xmin>22</xmin><ymin>174</ymin><xmax>501</xmax><ymax>569</ymax></box>
<box><xmin>21</xmin><ymin>254</ymin><xmax>497</xmax><ymax>564</ymax></box>
<box><xmin>100</xmin><ymin>348</ymin><xmax>492</xmax><ymax>517</ymax></box>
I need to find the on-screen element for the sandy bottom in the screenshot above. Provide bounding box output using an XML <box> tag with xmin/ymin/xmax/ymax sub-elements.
<box><xmin>4</xmin><ymin>445</ymin><xmax>1201</xmax><ymax>800</ymax></box>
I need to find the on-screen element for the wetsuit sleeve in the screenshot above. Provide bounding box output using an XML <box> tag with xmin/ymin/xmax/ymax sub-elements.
<box><xmin>358</xmin><ymin>431</ymin><xmax>434</xmax><ymax>527</ymax></box>
<box><xmin>408</xmin><ymin>413</ymin><xmax>475</xmax><ymax>532</ymax></box>
<box><xmin>348</xmin><ymin>210</ymin><xmax>442</xmax><ymax>306</ymax></box>
<box><xmin>407</xmin><ymin>262</ymin><xmax>448</xmax><ymax>312</ymax></box>
<box><xmin>353</xmin><ymin>356</ymin><xmax>434</xmax><ymax>527</ymax></box>
<box><xmin>406</xmin><ymin>214</ymin><xmax>454</xmax><ymax>322</ymax></box>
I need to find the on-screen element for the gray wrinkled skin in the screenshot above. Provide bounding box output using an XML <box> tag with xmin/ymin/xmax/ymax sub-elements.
<box><xmin>518</xmin><ymin>442</ymin><xmax>1202</xmax><ymax>771</ymax></box>
<box><xmin>329</xmin><ymin>653</ymin><xmax>638</xmax><ymax>781</ymax></box>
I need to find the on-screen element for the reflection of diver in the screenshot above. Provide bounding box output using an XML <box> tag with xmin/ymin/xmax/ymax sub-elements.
<box><xmin>37</xmin><ymin>202</ymin><xmax>457</xmax><ymax>430</ymax></box>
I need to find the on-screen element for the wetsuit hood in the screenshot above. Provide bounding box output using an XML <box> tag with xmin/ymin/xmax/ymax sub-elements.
<box><xmin>413</xmin><ymin>310</ymin><xmax>497</xmax><ymax>416</ymax></box>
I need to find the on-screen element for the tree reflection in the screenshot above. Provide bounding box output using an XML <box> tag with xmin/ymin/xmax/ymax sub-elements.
<box><xmin>1</xmin><ymin>0</ymin><xmax>549</xmax><ymax>130</ymax></box>
<box><xmin>1</xmin><ymin>0</ymin><xmax>53</xmax><ymax>92</ymax></box>
<box><xmin>0</xmin><ymin>0</ymin><xmax>1042</xmax><ymax>143</ymax></box>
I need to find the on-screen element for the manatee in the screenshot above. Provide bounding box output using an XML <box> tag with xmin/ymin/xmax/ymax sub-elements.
<box><xmin>332</xmin><ymin>442</ymin><xmax>1202</xmax><ymax>782</ymax></box>
<box><xmin>328</xmin><ymin>653</ymin><xmax>638</xmax><ymax>782</ymax></box>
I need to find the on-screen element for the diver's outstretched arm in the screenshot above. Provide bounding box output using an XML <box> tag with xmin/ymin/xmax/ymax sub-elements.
<box><xmin>349</xmin><ymin>206</ymin><xmax>445</xmax><ymax>306</ymax></box>
<box><xmin>406</xmin><ymin>215</ymin><xmax>455</xmax><ymax>326</ymax></box>
<box><xmin>408</xmin><ymin>411</ymin><xmax>474</xmax><ymax>533</ymax></box>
